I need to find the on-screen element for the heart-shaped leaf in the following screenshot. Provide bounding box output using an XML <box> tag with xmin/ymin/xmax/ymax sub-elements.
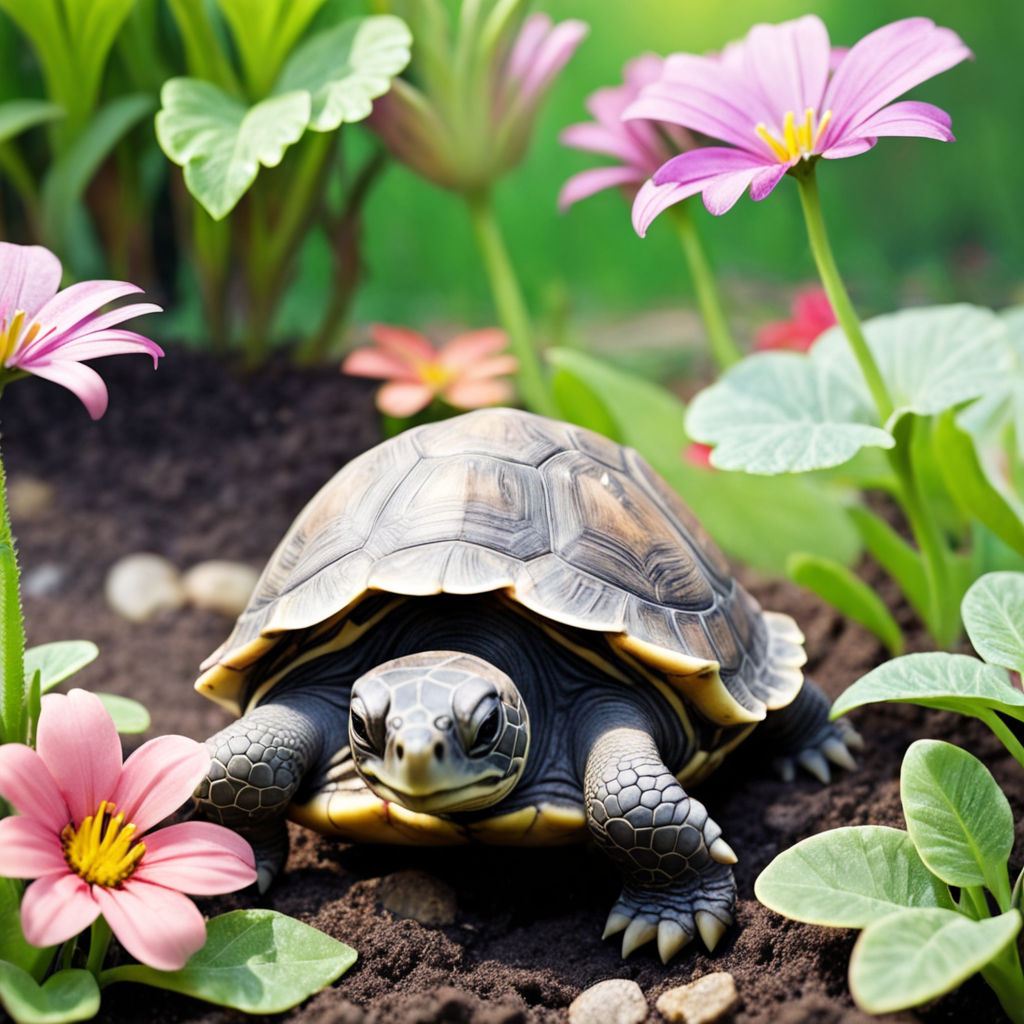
<box><xmin>685</xmin><ymin>352</ymin><xmax>894</xmax><ymax>474</ymax></box>
<box><xmin>156</xmin><ymin>79</ymin><xmax>311</xmax><ymax>219</ymax></box>
<box><xmin>755</xmin><ymin>825</ymin><xmax>951</xmax><ymax>927</ymax></box>
<box><xmin>25</xmin><ymin>641</ymin><xmax>99</xmax><ymax>694</ymax></box>
<box><xmin>0</xmin><ymin>962</ymin><xmax>99</xmax><ymax>1024</ymax></box>
<box><xmin>101</xmin><ymin>909</ymin><xmax>356</xmax><ymax>1013</ymax></box>
<box><xmin>831</xmin><ymin>651</ymin><xmax>1024</xmax><ymax>723</ymax></box>
<box><xmin>901</xmin><ymin>739</ymin><xmax>1014</xmax><ymax>891</ymax></box>
<box><xmin>95</xmin><ymin>693</ymin><xmax>150</xmax><ymax>734</ymax></box>
<box><xmin>277</xmin><ymin>16</ymin><xmax>412</xmax><ymax>132</ymax></box>
<box><xmin>962</xmin><ymin>572</ymin><xmax>1024</xmax><ymax>674</ymax></box>
<box><xmin>849</xmin><ymin>908</ymin><xmax>1021</xmax><ymax>1014</ymax></box>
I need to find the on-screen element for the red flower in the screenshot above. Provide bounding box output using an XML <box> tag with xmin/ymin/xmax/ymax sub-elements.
<box><xmin>754</xmin><ymin>289</ymin><xmax>837</xmax><ymax>352</ymax></box>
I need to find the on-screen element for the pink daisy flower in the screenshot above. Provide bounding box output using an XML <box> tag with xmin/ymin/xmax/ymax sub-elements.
<box><xmin>0</xmin><ymin>689</ymin><xmax>255</xmax><ymax>971</ymax></box>
<box><xmin>754</xmin><ymin>288</ymin><xmax>837</xmax><ymax>352</ymax></box>
<box><xmin>343</xmin><ymin>325</ymin><xmax>518</xmax><ymax>418</ymax></box>
<box><xmin>0</xmin><ymin>242</ymin><xmax>162</xmax><ymax>419</ymax></box>
<box><xmin>626</xmin><ymin>15</ymin><xmax>971</xmax><ymax>233</ymax></box>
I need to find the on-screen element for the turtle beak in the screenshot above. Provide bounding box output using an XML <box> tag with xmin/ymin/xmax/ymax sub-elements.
<box><xmin>385</xmin><ymin>726</ymin><xmax>449</xmax><ymax>796</ymax></box>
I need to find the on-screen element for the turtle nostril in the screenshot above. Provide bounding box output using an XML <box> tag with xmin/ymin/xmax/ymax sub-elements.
<box><xmin>396</xmin><ymin>742</ymin><xmax>404</xmax><ymax>760</ymax></box>
<box><xmin>433</xmin><ymin>742</ymin><xmax>444</xmax><ymax>761</ymax></box>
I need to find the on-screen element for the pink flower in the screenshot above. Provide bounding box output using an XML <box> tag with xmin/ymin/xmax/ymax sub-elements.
<box><xmin>684</xmin><ymin>442</ymin><xmax>715</xmax><ymax>470</ymax></box>
<box><xmin>558</xmin><ymin>54</ymin><xmax>695</xmax><ymax>211</ymax></box>
<box><xmin>343</xmin><ymin>325</ymin><xmax>518</xmax><ymax>418</ymax></box>
<box><xmin>754</xmin><ymin>288</ymin><xmax>837</xmax><ymax>352</ymax></box>
<box><xmin>0</xmin><ymin>689</ymin><xmax>255</xmax><ymax>972</ymax></box>
<box><xmin>0</xmin><ymin>242</ymin><xmax>162</xmax><ymax>418</ymax></box>
<box><xmin>626</xmin><ymin>15</ymin><xmax>971</xmax><ymax>233</ymax></box>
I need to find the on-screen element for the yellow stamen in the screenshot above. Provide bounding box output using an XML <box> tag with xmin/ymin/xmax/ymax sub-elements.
<box><xmin>755</xmin><ymin>107</ymin><xmax>832</xmax><ymax>165</ymax></box>
<box><xmin>61</xmin><ymin>801</ymin><xmax>145</xmax><ymax>888</ymax></box>
<box><xmin>418</xmin><ymin>361</ymin><xmax>454</xmax><ymax>389</ymax></box>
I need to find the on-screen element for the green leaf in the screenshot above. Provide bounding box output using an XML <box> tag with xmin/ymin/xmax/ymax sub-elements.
<box><xmin>276</xmin><ymin>16</ymin><xmax>413</xmax><ymax>132</ymax></box>
<box><xmin>101</xmin><ymin>910</ymin><xmax>356</xmax><ymax>1013</ymax></box>
<box><xmin>549</xmin><ymin>367</ymin><xmax>620</xmax><ymax>441</ymax></box>
<box><xmin>754</xmin><ymin>825</ymin><xmax>951</xmax><ymax>927</ymax></box>
<box><xmin>787</xmin><ymin>553</ymin><xmax>903</xmax><ymax>655</ymax></box>
<box><xmin>831</xmin><ymin>651</ymin><xmax>1024</xmax><ymax>723</ymax></box>
<box><xmin>0</xmin><ymin>880</ymin><xmax>51</xmax><ymax>982</ymax></box>
<box><xmin>849</xmin><ymin>908</ymin><xmax>1021</xmax><ymax>1014</ymax></box>
<box><xmin>685</xmin><ymin>352</ymin><xmax>894</xmax><ymax>474</ymax></box>
<box><xmin>847</xmin><ymin>505</ymin><xmax>930</xmax><ymax>621</ymax></box>
<box><xmin>814</xmin><ymin>304</ymin><xmax>1013</xmax><ymax>432</ymax></box>
<box><xmin>40</xmin><ymin>93</ymin><xmax>155</xmax><ymax>247</ymax></box>
<box><xmin>934</xmin><ymin>411</ymin><xmax>1024</xmax><ymax>558</ymax></box>
<box><xmin>0</xmin><ymin>100</ymin><xmax>64</xmax><ymax>145</ymax></box>
<box><xmin>0</xmin><ymin>963</ymin><xmax>99</xmax><ymax>1024</ymax></box>
<box><xmin>24</xmin><ymin>641</ymin><xmax>99</xmax><ymax>694</ymax></box>
<box><xmin>963</xmin><ymin>571</ymin><xmax>1024</xmax><ymax>674</ymax></box>
<box><xmin>156</xmin><ymin>79</ymin><xmax>311</xmax><ymax>220</ymax></box>
<box><xmin>901</xmin><ymin>739</ymin><xmax>1014</xmax><ymax>890</ymax></box>
<box><xmin>95</xmin><ymin>693</ymin><xmax>150</xmax><ymax>734</ymax></box>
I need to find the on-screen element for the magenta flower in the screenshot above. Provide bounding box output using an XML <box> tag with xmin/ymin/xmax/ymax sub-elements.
<box><xmin>0</xmin><ymin>242</ymin><xmax>162</xmax><ymax>418</ymax></box>
<box><xmin>343</xmin><ymin>324</ymin><xmax>518</xmax><ymax>418</ymax></box>
<box><xmin>754</xmin><ymin>288</ymin><xmax>837</xmax><ymax>352</ymax></box>
<box><xmin>0</xmin><ymin>689</ymin><xmax>255</xmax><ymax>971</ymax></box>
<box><xmin>558</xmin><ymin>54</ymin><xmax>695</xmax><ymax>211</ymax></box>
<box><xmin>626</xmin><ymin>15</ymin><xmax>971</xmax><ymax>233</ymax></box>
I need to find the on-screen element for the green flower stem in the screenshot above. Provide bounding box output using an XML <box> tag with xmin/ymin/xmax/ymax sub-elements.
<box><xmin>981</xmin><ymin>944</ymin><xmax>1024</xmax><ymax>1024</ymax></box>
<box><xmin>668</xmin><ymin>202</ymin><xmax>741</xmax><ymax>370</ymax></box>
<box><xmin>0</xmin><ymin>431</ymin><xmax>26</xmax><ymax>745</ymax></box>
<box><xmin>464</xmin><ymin>189</ymin><xmax>557</xmax><ymax>418</ymax></box>
<box><xmin>85</xmin><ymin>918</ymin><xmax>111</xmax><ymax>978</ymax></box>
<box><xmin>978</xmin><ymin>708</ymin><xmax>1024</xmax><ymax>775</ymax></box>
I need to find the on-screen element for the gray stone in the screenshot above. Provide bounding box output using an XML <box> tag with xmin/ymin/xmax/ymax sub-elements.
<box><xmin>8</xmin><ymin>476</ymin><xmax>55</xmax><ymax>520</ymax></box>
<box><xmin>105</xmin><ymin>553</ymin><xmax>186</xmax><ymax>622</ymax></box>
<box><xmin>656</xmin><ymin>972</ymin><xmax>739</xmax><ymax>1024</ymax></box>
<box><xmin>182</xmin><ymin>559</ymin><xmax>259</xmax><ymax>618</ymax></box>
<box><xmin>569</xmin><ymin>978</ymin><xmax>647</xmax><ymax>1024</ymax></box>
<box><xmin>377</xmin><ymin>869</ymin><xmax>457</xmax><ymax>927</ymax></box>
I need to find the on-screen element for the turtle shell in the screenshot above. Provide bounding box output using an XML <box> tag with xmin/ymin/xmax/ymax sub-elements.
<box><xmin>196</xmin><ymin>409</ymin><xmax>805</xmax><ymax>726</ymax></box>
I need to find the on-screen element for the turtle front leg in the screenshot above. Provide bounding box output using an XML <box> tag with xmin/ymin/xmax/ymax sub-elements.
<box><xmin>583</xmin><ymin>725</ymin><xmax>737</xmax><ymax>963</ymax></box>
<box><xmin>195</xmin><ymin>702</ymin><xmax>323</xmax><ymax>892</ymax></box>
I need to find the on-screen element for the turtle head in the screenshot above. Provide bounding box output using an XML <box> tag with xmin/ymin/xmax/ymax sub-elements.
<box><xmin>348</xmin><ymin>651</ymin><xmax>529</xmax><ymax>814</ymax></box>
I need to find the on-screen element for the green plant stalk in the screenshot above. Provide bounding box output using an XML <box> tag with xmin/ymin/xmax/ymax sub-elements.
<box><xmin>464</xmin><ymin>189</ymin><xmax>556</xmax><ymax>417</ymax></box>
<box><xmin>980</xmin><ymin>943</ymin><xmax>1024</xmax><ymax>1024</ymax></box>
<box><xmin>977</xmin><ymin>708</ymin><xmax>1024</xmax><ymax>774</ymax></box>
<box><xmin>85</xmin><ymin>918</ymin><xmax>111</xmax><ymax>977</ymax></box>
<box><xmin>0</xmin><ymin>430</ymin><xmax>26</xmax><ymax>745</ymax></box>
<box><xmin>190</xmin><ymin>202</ymin><xmax>231</xmax><ymax>357</ymax></box>
<box><xmin>795</xmin><ymin>166</ymin><xmax>957</xmax><ymax>644</ymax></box>
<box><xmin>669</xmin><ymin>202</ymin><xmax>741</xmax><ymax>370</ymax></box>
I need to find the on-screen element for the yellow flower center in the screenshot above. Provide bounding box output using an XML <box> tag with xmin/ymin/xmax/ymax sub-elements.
<box><xmin>418</xmin><ymin>361</ymin><xmax>455</xmax><ymax>389</ymax></box>
<box><xmin>60</xmin><ymin>801</ymin><xmax>145</xmax><ymax>888</ymax></box>
<box><xmin>756</xmin><ymin>108</ymin><xmax>832</xmax><ymax>164</ymax></box>
<box><xmin>0</xmin><ymin>310</ymin><xmax>42</xmax><ymax>366</ymax></box>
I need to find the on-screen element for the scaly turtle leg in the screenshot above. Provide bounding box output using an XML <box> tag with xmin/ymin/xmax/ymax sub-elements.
<box><xmin>195</xmin><ymin>701</ymin><xmax>323</xmax><ymax>891</ymax></box>
<box><xmin>582</xmin><ymin>723</ymin><xmax>737</xmax><ymax>963</ymax></box>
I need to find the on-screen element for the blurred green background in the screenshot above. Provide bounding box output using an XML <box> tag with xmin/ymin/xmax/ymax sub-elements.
<box><xmin>329</xmin><ymin>0</ymin><xmax>1024</xmax><ymax>349</ymax></box>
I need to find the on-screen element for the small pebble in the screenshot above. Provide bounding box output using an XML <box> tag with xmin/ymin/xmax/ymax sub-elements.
<box><xmin>105</xmin><ymin>553</ymin><xmax>187</xmax><ymax>623</ymax></box>
<box><xmin>569</xmin><ymin>979</ymin><xmax>647</xmax><ymax>1024</ymax></box>
<box><xmin>656</xmin><ymin>972</ymin><xmax>739</xmax><ymax>1024</ymax></box>
<box><xmin>8</xmin><ymin>476</ymin><xmax>56</xmax><ymax>520</ymax></box>
<box><xmin>22</xmin><ymin>563</ymin><xmax>66</xmax><ymax>598</ymax></box>
<box><xmin>378</xmin><ymin>870</ymin><xmax>457</xmax><ymax>927</ymax></box>
<box><xmin>182</xmin><ymin>559</ymin><xmax>259</xmax><ymax>618</ymax></box>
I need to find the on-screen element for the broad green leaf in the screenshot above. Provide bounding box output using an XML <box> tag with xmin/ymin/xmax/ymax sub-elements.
<box><xmin>550</xmin><ymin>367</ymin><xmax>620</xmax><ymax>441</ymax></box>
<box><xmin>40</xmin><ymin>93</ymin><xmax>155</xmax><ymax>247</ymax></box>
<box><xmin>546</xmin><ymin>347</ymin><xmax>861</xmax><ymax>574</ymax></box>
<box><xmin>0</xmin><ymin>100</ymin><xmax>64</xmax><ymax>145</ymax></box>
<box><xmin>156</xmin><ymin>79</ymin><xmax>311</xmax><ymax>219</ymax></box>
<box><xmin>0</xmin><ymin>963</ymin><xmax>99</xmax><ymax>1024</ymax></box>
<box><xmin>901</xmin><ymin>739</ymin><xmax>1014</xmax><ymax>890</ymax></box>
<box><xmin>963</xmin><ymin>572</ymin><xmax>1024</xmax><ymax>673</ymax></box>
<box><xmin>849</xmin><ymin>908</ymin><xmax>1021</xmax><ymax>1013</ymax></box>
<box><xmin>0</xmin><ymin>880</ymin><xmax>51</xmax><ymax>982</ymax></box>
<box><xmin>934</xmin><ymin>412</ymin><xmax>1024</xmax><ymax>558</ymax></box>
<box><xmin>754</xmin><ymin>825</ymin><xmax>951</xmax><ymax>927</ymax></box>
<box><xmin>685</xmin><ymin>352</ymin><xmax>893</xmax><ymax>474</ymax></box>
<box><xmin>787</xmin><ymin>553</ymin><xmax>903</xmax><ymax>655</ymax></box>
<box><xmin>814</xmin><ymin>304</ymin><xmax>1013</xmax><ymax>432</ymax></box>
<box><xmin>831</xmin><ymin>651</ymin><xmax>1024</xmax><ymax>723</ymax></box>
<box><xmin>95</xmin><ymin>693</ymin><xmax>150</xmax><ymax>734</ymax></box>
<box><xmin>101</xmin><ymin>909</ymin><xmax>356</xmax><ymax>1013</ymax></box>
<box><xmin>277</xmin><ymin>16</ymin><xmax>412</xmax><ymax>132</ymax></box>
<box><xmin>847</xmin><ymin>505</ymin><xmax>929</xmax><ymax>621</ymax></box>
<box><xmin>24</xmin><ymin>641</ymin><xmax>99</xmax><ymax>694</ymax></box>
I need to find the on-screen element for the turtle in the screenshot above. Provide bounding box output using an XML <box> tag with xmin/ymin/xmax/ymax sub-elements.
<box><xmin>192</xmin><ymin>407</ymin><xmax>860</xmax><ymax>963</ymax></box>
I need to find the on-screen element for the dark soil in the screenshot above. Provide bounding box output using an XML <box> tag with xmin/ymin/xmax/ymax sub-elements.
<box><xmin>5</xmin><ymin>351</ymin><xmax>1019</xmax><ymax>1024</ymax></box>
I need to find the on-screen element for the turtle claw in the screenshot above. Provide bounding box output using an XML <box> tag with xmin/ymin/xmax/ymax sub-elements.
<box><xmin>621</xmin><ymin>919</ymin><xmax>658</xmax><ymax>959</ymax></box>
<box><xmin>696</xmin><ymin>910</ymin><xmax>728</xmax><ymax>952</ymax></box>
<box><xmin>797</xmin><ymin>748</ymin><xmax>831</xmax><ymax>784</ymax></box>
<box><xmin>772</xmin><ymin>756</ymin><xmax>796</xmax><ymax>783</ymax></box>
<box><xmin>602</xmin><ymin>910</ymin><xmax>631</xmax><ymax>940</ymax></box>
<box><xmin>657</xmin><ymin>920</ymin><xmax>690</xmax><ymax>964</ymax></box>
<box><xmin>823</xmin><ymin>735</ymin><xmax>857</xmax><ymax>771</ymax></box>
<box><xmin>709</xmin><ymin>837</ymin><xmax>738</xmax><ymax>864</ymax></box>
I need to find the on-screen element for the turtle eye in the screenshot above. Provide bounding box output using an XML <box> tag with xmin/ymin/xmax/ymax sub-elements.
<box><xmin>350</xmin><ymin>707</ymin><xmax>375</xmax><ymax>750</ymax></box>
<box><xmin>470</xmin><ymin>703</ymin><xmax>502</xmax><ymax>755</ymax></box>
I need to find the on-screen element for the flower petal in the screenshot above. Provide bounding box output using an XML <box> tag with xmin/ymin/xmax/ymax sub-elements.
<box><xmin>743</xmin><ymin>15</ymin><xmax>831</xmax><ymax>124</ymax></box>
<box><xmin>342</xmin><ymin>347</ymin><xmax>422</xmax><ymax>381</ymax></box>
<box><xmin>376</xmin><ymin>381</ymin><xmax>434</xmax><ymax>418</ymax></box>
<box><xmin>821</xmin><ymin>18</ymin><xmax>970</xmax><ymax>145</ymax></box>
<box><xmin>841</xmin><ymin>99</ymin><xmax>954</xmax><ymax>143</ymax></box>
<box><xmin>443</xmin><ymin>378</ymin><xmax>516</xmax><ymax>409</ymax></box>
<box><xmin>21</xmin><ymin>358</ymin><xmax>109</xmax><ymax>419</ymax></box>
<box><xmin>517</xmin><ymin>18</ymin><xmax>588</xmax><ymax>105</ymax></box>
<box><xmin>31</xmin><ymin>281</ymin><xmax>145</xmax><ymax>342</ymax></box>
<box><xmin>702</xmin><ymin>167</ymin><xmax>761</xmax><ymax>216</ymax></box>
<box><xmin>558</xmin><ymin>165</ymin><xmax>647</xmax><ymax>211</ymax></box>
<box><xmin>134</xmin><ymin>821</ymin><xmax>256</xmax><ymax>894</ymax></box>
<box><xmin>367</xmin><ymin>324</ymin><xmax>436</xmax><ymax>364</ymax></box>
<box><xmin>0</xmin><ymin>743</ymin><xmax>69</xmax><ymax>831</ymax></box>
<box><xmin>559</xmin><ymin>121</ymin><xmax>647</xmax><ymax>164</ymax></box>
<box><xmin>0</xmin><ymin>244</ymin><xmax>62</xmax><ymax>321</ymax></box>
<box><xmin>21</xmin><ymin>872</ymin><xmax>100</xmax><ymax>948</ymax></box>
<box><xmin>631</xmin><ymin>178</ymin><xmax>699</xmax><ymax>237</ymax></box>
<box><xmin>438</xmin><ymin>328</ymin><xmax>509</xmax><ymax>370</ymax></box>
<box><xmin>457</xmin><ymin>354</ymin><xmax>519</xmax><ymax>381</ymax></box>
<box><xmin>112</xmin><ymin>735</ymin><xmax>209</xmax><ymax>834</ymax></box>
<box><xmin>0</xmin><ymin>816</ymin><xmax>68</xmax><ymax>877</ymax></box>
<box><xmin>27</xmin><ymin>330</ymin><xmax>164</xmax><ymax>367</ymax></box>
<box><xmin>95</xmin><ymin>880</ymin><xmax>206</xmax><ymax>971</ymax></box>
<box><xmin>651</xmin><ymin>146</ymin><xmax>772</xmax><ymax>217</ymax></box>
<box><xmin>749</xmin><ymin>163</ymin><xmax>789</xmax><ymax>202</ymax></box>
<box><xmin>36</xmin><ymin>690</ymin><xmax>121</xmax><ymax>824</ymax></box>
